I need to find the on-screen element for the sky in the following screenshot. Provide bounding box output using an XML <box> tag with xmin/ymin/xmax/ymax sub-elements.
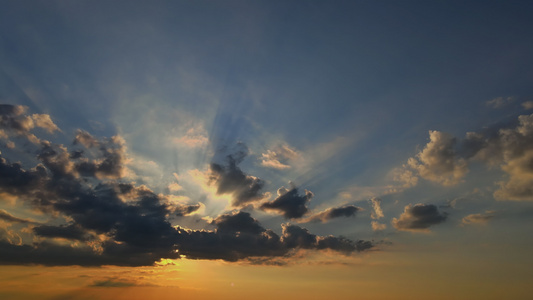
<box><xmin>1</xmin><ymin>0</ymin><xmax>533</xmax><ymax>299</ymax></box>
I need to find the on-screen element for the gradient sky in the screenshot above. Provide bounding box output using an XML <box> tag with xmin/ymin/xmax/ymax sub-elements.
<box><xmin>1</xmin><ymin>1</ymin><xmax>533</xmax><ymax>299</ymax></box>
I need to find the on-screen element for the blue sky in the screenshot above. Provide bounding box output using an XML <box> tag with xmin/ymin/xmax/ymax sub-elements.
<box><xmin>1</xmin><ymin>1</ymin><xmax>533</xmax><ymax>298</ymax></box>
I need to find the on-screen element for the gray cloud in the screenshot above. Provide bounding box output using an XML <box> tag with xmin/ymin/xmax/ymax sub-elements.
<box><xmin>301</xmin><ymin>205</ymin><xmax>360</xmax><ymax>223</ymax></box>
<box><xmin>208</xmin><ymin>145</ymin><xmax>269</xmax><ymax>207</ymax></box>
<box><xmin>175</xmin><ymin>212</ymin><xmax>373</xmax><ymax>262</ymax></box>
<box><xmin>0</xmin><ymin>114</ymin><xmax>373</xmax><ymax>266</ymax></box>
<box><xmin>174</xmin><ymin>203</ymin><xmax>202</xmax><ymax>217</ymax></box>
<box><xmin>462</xmin><ymin>113</ymin><xmax>533</xmax><ymax>200</ymax></box>
<box><xmin>407</xmin><ymin>131</ymin><xmax>468</xmax><ymax>186</ymax></box>
<box><xmin>261</xmin><ymin>184</ymin><xmax>313</xmax><ymax>219</ymax></box>
<box><xmin>33</xmin><ymin>224</ymin><xmax>93</xmax><ymax>241</ymax></box>
<box><xmin>462</xmin><ymin>211</ymin><xmax>496</xmax><ymax>225</ymax></box>
<box><xmin>392</xmin><ymin>204</ymin><xmax>447</xmax><ymax>232</ymax></box>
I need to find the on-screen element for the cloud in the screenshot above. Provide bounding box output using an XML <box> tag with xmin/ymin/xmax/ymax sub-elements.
<box><xmin>463</xmin><ymin>113</ymin><xmax>533</xmax><ymax>200</ymax></box>
<box><xmin>0</xmin><ymin>112</ymin><xmax>373</xmax><ymax>266</ymax></box>
<box><xmin>71</xmin><ymin>131</ymin><xmax>128</xmax><ymax>179</ymax></box>
<box><xmin>0</xmin><ymin>104</ymin><xmax>59</xmax><ymax>144</ymax></box>
<box><xmin>260</xmin><ymin>145</ymin><xmax>299</xmax><ymax>170</ymax></box>
<box><xmin>260</xmin><ymin>184</ymin><xmax>313</xmax><ymax>219</ymax></box>
<box><xmin>522</xmin><ymin>101</ymin><xmax>533</xmax><ymax>110</ymax></box>
<box><xmin>172</xmin><ymin>126</ymin><xmax>209</xmax><ymax>148</ymax></box>
<box><xmin>33</xmin><ymin>224</ymin><xmax>93</xmax><ymax>241</ymax></box>
<box><xmin>174</xmin><ymin>203</ymin><xmax>202</xmax><ymax>217</ymax></box>
<box><xmin>281</xmin><ymin>224</ymin><xmax>373</xmax><ymax>253</ymax></box>
<box><xmin>392</xmin><ymin>204</ymin><xmax>447</xmax><ymax>232</ymax></box>
<box><xmin>208</xmin><ymin>145</ymin><xmax>269</xmax><ymax>207</ymax></box>
<box><xmin>301</xmin><ymin>205</ymin><xmax>360</xmax><ymax>223</ymax></box>
<box><xmin>407</xmin><ymin>130</ymin><xmax>468</xmax><ymax>186</ymax></box>
<box><xmin>486</xmin><ymin>96</ymin><xmax>514</xmax><ymax>108</ymax></box>
<box><xmin>370</xmin><ymin>197</ymin><xmax>384</xmax><ymax>219</ymax></box>
<box><xmin>90</xmin><ymin>278</ymin><xmax>138</xmax><ymax>288</ymax></box>
<box><xmin>461</xmin><ymin>211</ymin><xmax>496</xmax><ymax>225</ymax></box>
<box><xmin>371</xmin><ymin>221</ymin><xmax>386</xmax><ymax>231</ymax></box>
<box><xmin>175</xmin><ymin>212</ymin><xmax>373</xmax><ymax>262</ymax></box>
<box><xmin>0</xmin><ymin>210</ymin><xmax>35</xmax><ymax>224</ymax></box>
<box><xmin>0</xmin><ymin>103</ymin><xmax>383</xmax><ymax>266</ymax></box>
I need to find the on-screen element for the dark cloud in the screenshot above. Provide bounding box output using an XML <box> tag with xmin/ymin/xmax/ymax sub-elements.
<box><xmin>0</xmin><ymin>107</ymin><xmax>374</xmax><ymax>266</ymax></box>
<box><xmin>281</xmin><ymin>224</ymin><xmax>373</xmax><ymax>253</ymax></box>
<box><xmin>392</xmin><ymin>204</ymin><xmax>447</xmax><ymax>231</ymax></box>
<box><xmin>0</xmin><ymin>148</ymin><xmax>372</xmax><ymax>266</ymax></box>
<box><xmin>212</xmin><ymin>211</ymin><xmax>265</xmax><ymax>235</ymax></box>
<box><xmin>175</xmin><ymin>212</ymin><xmax>373</xmax><ymax>262</ymax></box>
<box><xmin>90</xmin><ymin>279</ymin><xmax>137</xmax><ymax>288</ymax></box>
<box><xmin>174</xmin><ymin>203</ymin><xmax>201</xmax><ymax>216</ymax></box>
<box><xmin>261</xmin><ymin>185</ymin><xmax>313</xmax><ymax>219</ymax></box>
<box><xmin>301</xmin><ymin>205</ymin><xmax>360</xmax><ymax>223</ymax></box>
<box><xmin>208</xmin><ymin>145</ymin><xmax>268</xmax><ymax>206</ymax></box>
<box><xmin>71</xmin><ymin>131</ymin><xmax>127</xmax><ymax>179</ymax></box>
<box><xmin>33</xmin><ymin>224</ymin><xmax>92</xmax><ymax>241</ymax></box>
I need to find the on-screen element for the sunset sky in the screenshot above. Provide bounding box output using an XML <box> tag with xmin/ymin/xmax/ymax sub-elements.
<box><xmin>1</xmin><ymin>1</ymin><xmax>533</xmax><ymax>299</ymax></box>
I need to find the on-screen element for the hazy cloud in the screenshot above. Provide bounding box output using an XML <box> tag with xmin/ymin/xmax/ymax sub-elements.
<box><xmin>260</xmin><ymin>145</ymin><xmax>299</xmax><ymax>170</ymax></box>
<box><xmin>0</xmin><ymin>210</ymin><xmax>34</xmax><ymax>224</ymax></box>
<box><xmin>522</xmin><ymin>101</ymin><xmax>533</xmax><ymax>110</ymax></box>
<box><xmin>486</xmin><ymin>96</ymin><xmax>514</xmax><ymax>108</ymax></box>
<box><xmin>392</xmin><ymin>204</ymin><xmax>447</xmax><ymax>232</ymax></box>
<box><xmin>462</xmin><ymin>211</ymin><xmax>496</xmax><ymax>225</ymax></box>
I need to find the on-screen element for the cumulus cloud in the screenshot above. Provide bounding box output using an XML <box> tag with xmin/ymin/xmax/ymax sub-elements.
<box><xmin>461</xmin><ymin>211</ymin><xmax>496</xmax><ymax>225</ymax></box>
<box><xmin>208</xmin><ymin>145</ymin><xmax>269</xmax><ymax>207</ymax></box>
<box><xmin>71</xmin><ymin>130</ymin><xmax>128</xmax><ymax>179</ymax></box>
<box><xmin>392</xmin><ymin>204</ymin><xmax>447</xmax><ymax>232</ymax></box>
<box><xmin>407</xmin><ymin>130</ymin><xmax>468</xmax><ymax>186</ymax></box>
<box><xmin>0</xmin><ymin>104</ymin><xmax>59</xmax><ymax>144</ymax></box>
<box><xmin>175</xmin><ymin>212</ymin><xmax>373</xmax><ymax>262</ymax></box>
<box><xmin>301</xmin><ymin>205</ymin><xmax>360</xmax><ymax>223</ymax></box>
<box><xmin>260</xmin><ymin>184</ymin><xmax>313</xmax><ymax>219</ymax></box>
<box><xmin>462</xmin><ymin>113</ymin><xmax>533</xmax><ymax>200</ymax></box>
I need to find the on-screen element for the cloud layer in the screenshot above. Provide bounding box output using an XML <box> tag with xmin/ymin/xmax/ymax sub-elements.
<box><xmin>0</xmin><ymin>105</ymin><xmax>373</xmax><ymax>266</ymax></box>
